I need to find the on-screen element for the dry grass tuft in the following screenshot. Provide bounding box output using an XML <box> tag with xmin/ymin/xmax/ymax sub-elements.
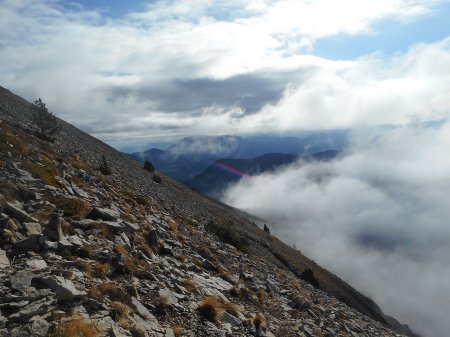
<box><xmin>257</xmin><ymin>288</ymin><xmax>268</xmax><ymax>306</ymax></box>
<box><xmin>78</xmin><ymin>244</ymin><xmax>95</xmax><ymax>258</ymax></box>
<box><xmin>230</xmin><ymin>286</ymin><xmax>241</xmax><ymax>297</ymax></box>
<box><xmin>51</xmin><ymin>316</ymin><xmax>100</xmax><ymax>337</ymax></box>
<box><xmin>113</xmin><ymin>244</ymin><xmax>128</xmax><ymax>256</ymax></box>
<box><xmin>89</xmin><ymin>282</ymin><xmax>132</xmax><ymax>305</ymax></box>
<box><xmin>198</xmin><ymin>296</ymin><xmax>223</xmax><ymax>322</ymax></box>
<box><xmin>121</xmin><ymin>212</ymin><xmax>135</xmax><ymax>223</ymax></box>
<box><xmin>154</xmin><ymin>295</ymin><xmax>170</xmax><ymax>315</ymax></box>
<box><xmin>218</xmin><ymin>267</ymin><xmax>235</xmax><ymax>285</ymax></box>
<box><xmin>139</xmin><ymin>243</ymin><xmax>154</xmax><ymax>258</ymax></box>
<box><xmin>173</xmin><ymin>325</ymin><xmax>183</xmax><ymax>337</ymax></box>
<box><xmin>182</xmin><ymin>278</ymin><xmax>197</xmax><ymax>292</ymax></box>
<box><xmin>0</xmin><ymin>133</ymin><xmax>27</xmax><ymax>154</ymax></box>
<box><xmin>223</xmin><ymin>301</ymin><xmax>242</xmax><ymax>318</ymax></box>
<box><xmin>46</xmin><ymin>196</ymin><xmax>91</xmax><ymax>219</ymax></box>
<box><xmin>253</xmin><ymin>313</ymin><xmax>267</xmax><ymax>332</ymax></box>
<box><xmin>121</xmin><ymin>256</ymin><xmax>147</xmax><ymax>277</ymax></box>
<box><xmin>23</xmin><ymin>159</ymin><xmax>59</xmax><ymax>186</ymax></box>
<box><xmin>110</xmin><ymin>301</ymin><xmax>130</xmax><ymax>322</ymax></box>
<box><xmin>92</xmin><ymin>223</ymin><xmax>111</xmax><ymax>239</ymax></box>
<box><xmin>167</xmin><ymin>218</ymin><xmax>178</xmax><ymax>234</ymax></box>
<box><xmin>92</xmin><ymin>262</ymin><xmax>110</xmax><ymax>279</ymax></box>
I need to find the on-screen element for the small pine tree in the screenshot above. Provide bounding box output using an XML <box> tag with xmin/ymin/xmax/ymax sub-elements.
<box><xmin>143</xmin><ymin>160</ymin><xmax>155</xmax><ymax>173</ymax></box>
<box><xmin>99</xmin><ymin>154</ymin><xmax>111</xmax><ymax>175</ymax></box>
<box><xmin>152</xmin><ymin>174</ymin><xmax>162</xmax><ymax>184</ymax></box>
<box><xmin>32</xmin><ymin>98</ymin><xmax>60</xmax><ymax>142</ymax></box>
<box><xmin>301</xmin><ymin>268</ymin><xmax>319</xmax><ymax>288</ymax></box>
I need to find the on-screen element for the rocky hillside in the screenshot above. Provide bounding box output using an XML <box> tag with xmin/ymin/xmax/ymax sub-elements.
<box><xmin>0</xmin><ymin>86</ymin><xmax>415</xmax><ymax>337</ymax></box>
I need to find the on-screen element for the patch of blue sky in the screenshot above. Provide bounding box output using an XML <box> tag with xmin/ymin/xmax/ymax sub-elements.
<box><xmin>312</xmin><ymin>3</ymin><xmax>450</xmax><ymax>60</ymax></box>
<box><xmin>66</xmin><ymin>0</ymin><xmax>153</xmax><ymax>18</ymax></box>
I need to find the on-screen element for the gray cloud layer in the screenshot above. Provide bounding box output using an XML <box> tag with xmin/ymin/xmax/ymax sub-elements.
<box><xmin>223</xmin><ymin>124</ymin><xmax>450</xmax><ymax>337</ymax></box>
<box><xmin>1</xmin><ymin>1</ymin><xmax>449</xmax><ymax>141</ymax></box>
<box><xmin>108</xmin><ymin>71</ymin><xmax>294</xmax><ymax>115</ymax></box>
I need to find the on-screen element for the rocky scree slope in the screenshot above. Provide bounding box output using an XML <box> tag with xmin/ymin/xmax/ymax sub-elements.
<box><xmin>0</xmin><ymin>86</ymin><xmax>413</xmax><ymax>336</ymax></box>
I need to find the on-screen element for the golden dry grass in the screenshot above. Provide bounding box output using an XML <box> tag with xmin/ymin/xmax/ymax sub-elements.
<box><xmin>257</xmin><ymin>288</ymin><xmax>268</xmax><ymax>306</ymax></box>
<box><xmin>51</xmin><ymin>316</ymin><xmax>100</xmax><ymax>337</ymax></box>
<box><xmin>253</xmin><ymin>313</ymin><xmax>266</xmax><ymax>331</ymax></box>
<box><xmin>46</xmin><ymin>196</ymin><xmax>91</xmax><ymax>219</ymax></box>
<box><xmin>23</xmin><ymin>159</ymin><xmax>59</xmax><ymax>186</ymax></box>
<box><xmin>110</xmin><ymin>301</ymin><xmax>130</xmax><ymax>322</ymax></box>
<box><xmin>230</xmin><ymin>286</ymin><xmax>241</xmax><ymax>297</ymax></box>
<box><xmin>139</xmin><ymin>243</ymin><xmax>154</xmax><ymax>258</ymax></box>
<box><xmin>167</xmin><ymin>218</ymin><xmax>178</xmax><ymax>234</ymax></box>
<box><xmin>88</xmin><ymin>282</ymin><xmax>132</xmax><ymax>305</ymax></box>
<box><xmin>198</xmin><ymin>296</ymin><xmax>223</xmax><ymax>322</ymax></box>
<box><xmin>182</xmin><ymin>278</ymin><xmax>197</xmax><ymax>292</ymax></box>
<box><xmin>121</xmin><ymin>212</ymin><xmax>135</xmax><ymax>223</ymax></box>
<box><xmin>92</xmin><ymin>262</ymin><xmax>110</xmax><ymax>279</ymax></box>
<box><xmin>223</xmin><ymin>301</ymin><xmax>241</xmax><ymax>318</ymax></box>
<box><xmin>0</xmin><ymin>133</ymin><xmax>28</xmax><ymax>155</ymax></box>
<box><xmin>113</xmin><ymin>244</ymin><xmax>128</xmax><ymax>256</ymax></box>
<box><xmin>173</xmin><ymin>325</ymin><xmax>183</xmax><ymax>337</ymax></box>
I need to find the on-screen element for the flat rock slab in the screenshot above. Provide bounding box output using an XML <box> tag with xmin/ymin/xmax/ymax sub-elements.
<box><xmin>88</xmin><ymin>207</ymin><xmax>119</xmax><ymax>221</ymax></box>
<box><xmin>132</xmin><ymin>297</ymin><xmax>155</xmax><ymax>320</ymax></box>
<box><xmin>24</xmin><ymin>222</ymin><xmax>42</xmax><ymax>237</ymax></box>
<box><xmin>14</xmin><ymin>237</ymin><xmax>40</xmax><ymax>252</ymax></box>
<box><xmin>158</xmin><ymin>288</ymin><xmax>178</xmax><ymax>305</ymax></box>
<box><xmin>132</xmin><ymin>297</ymin><xmax>161</xmax><ymax>333</ymax></box>
<box><xmin>4</xmin><ymin>202</ymin><xmax>38</xmax><ymax>223</ymax></box>
<box><xmin>192</xmin><ymin>274</ymin><xmax>233</xmax><ymax>301</ymax></box>
<box><xmin>34</xmin><ymin>275</ymin><xmax>85</xmax><ymax>300</ymax></box>
<box><xmin>11</xmin><ymin>271</ymin><xmax>36</xmax><ymax>291</ymax></box>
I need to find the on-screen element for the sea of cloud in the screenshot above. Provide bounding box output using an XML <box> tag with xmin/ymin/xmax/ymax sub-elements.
<box><xmin>223</xmin><ymin>123</ymin><xmax>450</xmax><ymax>337</ymax></box>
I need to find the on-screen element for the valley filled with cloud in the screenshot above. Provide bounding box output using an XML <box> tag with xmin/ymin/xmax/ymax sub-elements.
<box><xmin>223</xmin><ymin>124</ymin><xmax>450</xmax><ymax>337</ymax></box>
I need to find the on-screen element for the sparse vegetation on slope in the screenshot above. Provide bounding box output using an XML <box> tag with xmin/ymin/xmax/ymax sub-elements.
<box><xmin>0</xmin><ymin>86</ymin><xmax>416</xmax><ymax>337</ymax></box>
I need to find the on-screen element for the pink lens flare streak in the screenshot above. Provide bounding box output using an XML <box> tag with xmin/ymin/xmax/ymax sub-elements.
<box><xmin>210</xmin><ymin>161</ymin><xmax>250</xmax><ymax>178</ymax></box>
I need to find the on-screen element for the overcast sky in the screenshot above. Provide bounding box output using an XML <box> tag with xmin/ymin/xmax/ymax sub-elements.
<box><xmin>0</xmin><ymin>0</ymin><xmax>449</xmax><ymax>142</ymax></box>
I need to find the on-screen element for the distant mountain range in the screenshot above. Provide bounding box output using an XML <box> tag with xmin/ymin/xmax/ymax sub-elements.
<box><xmin>128</xmin><ymin>131</ymin><xmax>348</xmax><ymax>183</ymax></box>
<box><xmin>185</xmin><ymin>150</ymin><xmax>339</xmax><ymax>198</ymax></box>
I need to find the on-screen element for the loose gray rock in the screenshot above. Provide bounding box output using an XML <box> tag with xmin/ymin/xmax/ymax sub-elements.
<box><xmin>132</xmin><ymin>297</ymin><xmax>154</xmax><ymax>320</ymax></box>
<box><xmin>131</xmin><ymin>313</ymin><xmax>162</xmax><ymax>335</ymax></box>
<box><xmin>4</xmin><ymin>202</ymin><xmax>38</xmax><ymax>223</ymax></box>
<box><xmin>221</xmin><ymin>312</ymin><xmax>242</xmax><ymax>327</ymax></box>
<box><xmin>0</xmin><ymin>249</ymin><xmax>9</xmax><ymax>268</ymax></box>
<box><xmin>11</xmin><ymin>271</ymin><xmax>35</xmax><ymax>291</ymax></box>
<box><xmin>29</xmin><ymin>317</ymin><xmax>49</xmax><ymax>337</ymax></box>
<box><xmin>165</xmin><ymin>328</ymin><xmax>176</xmax><ymax>337</ymax></box>
<box><xmin>158</xmin><ymin>288</ymin><xmax>178</xmax><ymax>305</ymax></box>
<box><xmin>34</xmin><ymin>275</ymin><xmax>85</xmax><ymax>300</ymax></box>
<box><xmin>7</xmin><ymin>298</ymin><xmax>54</xmax><ymax>323</ymax></box>
<box><xmin>88</xmin><ymin>207</ymin><xmax>119</xmax><ymax>221</ymax></box>
<box><xmin>23</xmin><ymin>222</ymin><xmax>42</xmax><ymax>237</ymax></box>
<box><xmin>14</xmin><ymin>237</ymin><xmax>40</xmax><ymax>252</ymax></box>
<box><xmin>25</xmin><ymin>258</ymin><xmax>47</xmax><ymax>270</ymax></box>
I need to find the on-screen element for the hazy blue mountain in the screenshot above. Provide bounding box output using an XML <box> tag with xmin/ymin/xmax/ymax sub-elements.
<box><xmin>128</xmin><ymin>131</ymin><xmax>348</xmax><ymax>181</ymax></box>
<box><xmin>185</xmin><ymin>150</ymin><xmax>340</xmax><ymax>198</ymax></box>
